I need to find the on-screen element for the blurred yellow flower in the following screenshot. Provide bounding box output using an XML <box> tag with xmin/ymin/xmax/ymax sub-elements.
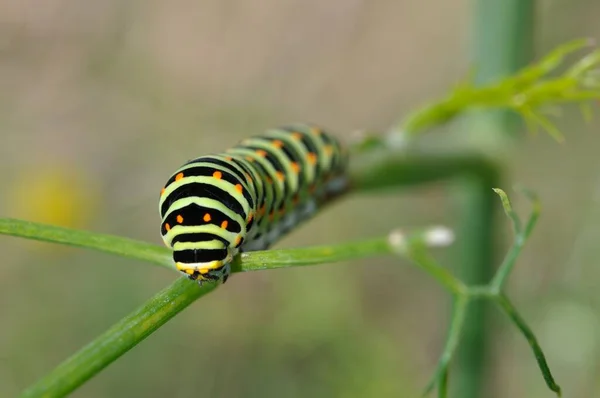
<box><xmin>7</xmin><ymin>165</ymin><xmax>100</xmax><ymax>252</ymax></box>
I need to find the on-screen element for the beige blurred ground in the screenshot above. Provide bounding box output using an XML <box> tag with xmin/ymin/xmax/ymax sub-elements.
<box><xmin>1</xmin><ymin>1</ymin><xmax>600</xmax><ymax>397</ymax></box>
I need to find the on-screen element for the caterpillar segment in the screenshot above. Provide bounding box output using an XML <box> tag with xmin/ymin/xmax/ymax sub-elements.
<box><xmin>159</xmin><ymin>124</ymin><xmax>349</xmax><ymax>284</ymax></box>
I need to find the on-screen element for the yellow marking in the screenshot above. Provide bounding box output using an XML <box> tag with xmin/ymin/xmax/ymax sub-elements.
<box><xmin>272</xmin><ymin>140</ymin><xmax>284</xmax><ymax>148</ymax></box>
<box><xmin>245</xmin><ymin>173</ymin><xmax>252</xmax><ymax>181</ymax></box>
<box><xmin>185</xmin><ymin>269</ymin><xmax>195</xmax><ymax>275</ymax></box>
<box><xmin>203</xmin><ymin>213</ymin><xmax>211</xmax><ymax>222</ymax></box>
<box><xmin>213</xmin><ymin>171</ymin><xmax>222</xmax><ymax>179</ymax></box>
<box><xmin>235</xmin><ymin>184</ymin><xmax>243</xmax><ymax>193</ymax></box>
<box><xmin>256</xmin><ymin>149</ymin><xmax>267</xmax><ymax>157</ymax></box>
<box><xmin>235</xmin><ymin>236</ymin><xmax>242</xmax><ymax>246</ymax></box>
<box><xmin>291</xmin><ymin>132</ymin><xmax>303</xmax><ymax>141</ymax></box>
<box><xmin>199</xmin><ymin>268</ymin><xmax>209</xmax><ymax>274</ymax></box>
<box><xmin>259</xmin><ymin>205</ymin><xmax>266</xmax><ymax>215</ymax></box>
<box><xmin>247</xmin><ymin>212</ymin><xmax>254</xmax><ymax>222</ymax></box>
<box><xmin>291</xmin><ymin>162</ymin><xmax>300</xmax><ymax>173</ymax></box>
<box><xmin>325</xmin><ymin>145</ymin><xmax>333</xmax><ymax>155</ymax></box>
<box><xmin>165</xmin><ymin>223</ymin><xmax>171</xmax><ymax>232</ymax></box>
<box><xmin>175</xmin><ymin>172</ymin><xmax>184</xmax><ymax>181</ymax></box>
<box><xmin>276</xmin><ymin>171</ymin><xmax>284</xmax><ymax>181</ymax></box>
<box><xmin>307</xmin><ymin>152</ymin><xmax>317</xmax><ymax>165</ymax></box>
<box><xmin>176</xmin><ymin>262</ymin><xmax>184</xmax><ymax>271</ymax></box>
<box><xmin>176</xmin><ymin>215</ymin><xmax>184</xmax><ymax>224</ymax></box>
<box><xmin>221</xmin><ymin>220</ymin><xmax>229</xmax><ymax>229</ymax></box>
<box><xmin>245</xmin><ymin>156</ymin><xmax>254</xmax><ymax>162</ymax></box>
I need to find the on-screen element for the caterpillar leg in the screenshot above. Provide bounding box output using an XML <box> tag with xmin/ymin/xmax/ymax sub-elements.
<box><xmin>180</xmin><ymin>263</ymin><xmax>231</xmax><ymax>285</ymax></box>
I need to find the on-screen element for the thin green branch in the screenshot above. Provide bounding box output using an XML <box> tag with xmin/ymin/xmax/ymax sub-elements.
<box><xmin>495</xmin><ymin>294</ymin><xmax>562</xmax><ymax>397</ymax></box>
<box><xmin>21</xmin><ymin>277</ymin><xmax>218</xmax><ymax>398</ymax></box>
<box><xmin>388</xmin><ymin>228</ymin><xmax>466</xmax><ymax>294</ymax></box>
<box><xmin>0</xmin><ymin>218</ymin><xmax>172</xmax><ymax>269</ymax></box>
<box><xmin>19</xmin><ymin>227</ymin><xmax>452</xmax><ymax>398</ymax></box>
<box><xmin>423</xmin><ymin>295</ymin><xmax>469</xmax><ymax>397</ymax></box>
<box><xmin>490</xmin><ymin>188</ymin><xmax>541</xmax><ymax>292</ymax></box>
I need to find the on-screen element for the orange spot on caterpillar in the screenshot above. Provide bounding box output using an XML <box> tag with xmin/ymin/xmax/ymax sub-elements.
<box><xmin>310</xmin><ymin>127</ymin><xmax>321</xmax><ymax>135</ymax></box>
<box><xmin>275</xmin><ymin>171</ymin><xmax>284</xmax><ymax>181</ymax></box>
<box><xmin>221</xmin><ymin>220</ymin><xmax>228</xmax><ymax>229</ymax></box>
<box><xmin>165</xmin><ymin>223</ymin><xmax>171</xmax><ymax>232</ymax></box>
<box><xmin>235</xmin><ymin>184</ymin><xmax>243</xmax><ymax>193</ymax></box>
<box><xmin>256</xmin><ymin>149</ymin><xmax>267</xmax><ymax>157</ymax></box>
<box><xmin>268</xmin><ymin>212</ymin><xmax>275</xmax><ymax>221</ymax></box>
<box><xmin>160</xmin><ymin>188</ymin><xmax>166</xmax><ymax>195</ymax></box>
<box><xmin>176</xmin><ymin>215</ymin><xmax>184</xmax><ymax>224</ymax></box>
<box><xmin>213</xmin><ymin>171</ymin><xmax>222</xmax><ymax>179</ymax></box>
<box><xmin>245</xmin><ymin>156</ymin><xmax>255</xmax><ymax>162</ymax></box>
<box><xmin>266</xmin><ymin>177</ymin><xmax>273</xmax><ymax>184</ymax></box>
<box><xmin>245</xmin><ymin>173</ymin><xmax>252</xmax><ymax>181</ymax></box>
<box><xmin>324</xmin><ymin>145</ymin><xmax>333</xmax><ymax>155</ymax></box>
<box><xmin>291</xmin><ymin>162</ymin><xmax>300</xmax><ymax>173</ymax></box>
<box><xmin>203</xmin><ymin>213</ymin><xmax>211</xmax><ymax>222</ymax></box>
<box><xmin>235</xmin><ymin>235</ymin><xmax>242</xmax><ymax>246</ymax></box>
<box><xmin>291</xmin><ymin>132</ymin><xmax>303</xmax><ymax>141</ymax></box>
<box><xmin>272</xmin><ymin>140</ymin><xmax>284</xmax><ymax>148</ymax></box>
<box><xmin>175</xmin><ymin>172</ymin><xmax>184</xmax><ymax>181</ymax></box>
<box><xmin>247</xmin><ymin>212</ymin><xmax>254</xmax><ymax>222</ymax></box>
<box><xmin>225</xmin><ymin>156</ymin><xmax>233</xmax><ymax>161</ymax></box>
<box><xmin>307</xmin><ymin>152</ymin><xmax>317</xmax><ymax>165</ymax></box>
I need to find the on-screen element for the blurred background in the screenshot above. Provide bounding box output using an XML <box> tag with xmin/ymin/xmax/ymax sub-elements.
<box><xmin>1</xmin><ymin>1</ymin><xmax>600</xmax><ymax>397</ymax></box>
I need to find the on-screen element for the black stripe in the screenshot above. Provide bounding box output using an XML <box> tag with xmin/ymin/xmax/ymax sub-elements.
<box><xmin>161</xmin><ymin>203</ymin><xmax>242</xmax><ymax>236</ymax></box>
<box><xmin>280</xmin><ymin>126</ymin><xmax>322</xmax><ymax>177</ymax></box>
<box><xmin>173</xmin><ymin>248</ymin><xmax>228</xmax><ymax>264</ymax></box>
<box><xmin>166</xmin><ymin>165</ymin><xmax>254</xmax><ymax>209</ymax></box>
<box><xmin>172</xmin><ymin>232</ymin><xmax>230</xmax><ymax>246</ymax></box>
<box><xmin>161</xmin><ymin>183</ymin><xmax>246</xmax><ymax>219</ymax></box>
<box><xmin>188</xmin><ymin>157</ymin><xmax>246</xmax><ymax>186</ymax></box>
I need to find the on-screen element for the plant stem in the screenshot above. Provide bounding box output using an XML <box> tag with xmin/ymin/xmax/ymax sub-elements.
<box><xmin>451</xmin><ymin>175</ymin><xmax>498</xmax><ymax>398</ymax></box>
<box><xmin>21</xmin><ymin>277</ymin><xmax>218</xmax><ymax>398</ymax></box>
<box><xmin>451</xmin><ymin>2</ymin><xmax>536</xmax><ymax>397</ymax></box>
<box><xmin>0</xmin><ymin>218</ymin><xmax>172</xmax><ymax>269</ymax></box>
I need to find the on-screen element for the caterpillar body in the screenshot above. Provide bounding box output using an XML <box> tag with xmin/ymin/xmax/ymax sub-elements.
<box><xmin>159</xmin><ymin>124</ymin><xmax>349</xmax><ymax>284</ymax></box>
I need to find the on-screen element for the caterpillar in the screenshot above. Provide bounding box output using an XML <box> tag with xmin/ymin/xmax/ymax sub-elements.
<box><xmin>159</xmin><ymin>124</ymin><xmax>349</xmax><ymax>284</ymax></box>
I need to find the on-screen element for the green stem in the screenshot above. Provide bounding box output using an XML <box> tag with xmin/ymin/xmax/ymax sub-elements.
<box><xmin>21</xmin><ymin>277</ymin><xmax>218</xmax><ymax>398</ymax></box>
<box><xmin>451</xmin><ymin>175</ymin><xmax>498</xmax><ymax>398</ymax></box>
<box><xmin>451</xmin><ymin>2</ymin><xmax>535</xmax><ymax>397</ymax></box>
<box><xmin>423</xmin><ymin>295</ymin><xmax>469</xmax><ymax>396</ymax></box>
<box><xmin>21</xmin><ymin>230</ymin><xmax>446</xmax><ymax>398</ymax></box>
<box><xmin>0</xmin><ymin>218</ymin><xmax>172</xmax><ymax>269</ymax></box>
<box><xmin>495</xmin><ymin>294</ymin><xmax>562</xmax><ymax>396</ymax></box>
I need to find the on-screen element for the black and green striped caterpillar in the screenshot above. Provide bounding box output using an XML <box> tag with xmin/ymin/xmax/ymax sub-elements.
<box><xmin>159</xmin><ymin>124</ymin><xmax>349</xmax><ymax>284</ymax></box>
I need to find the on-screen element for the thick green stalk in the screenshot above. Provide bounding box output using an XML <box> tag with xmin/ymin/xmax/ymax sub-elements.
<box><xmin>451</xmin><ymin>175</ymin><xmax>498</xmax><ymax>398</ymax></box>
<box><xmin>453</xmin><ymin>1</ymin><xmax>535</xmax><ymax>397</ymax></box>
